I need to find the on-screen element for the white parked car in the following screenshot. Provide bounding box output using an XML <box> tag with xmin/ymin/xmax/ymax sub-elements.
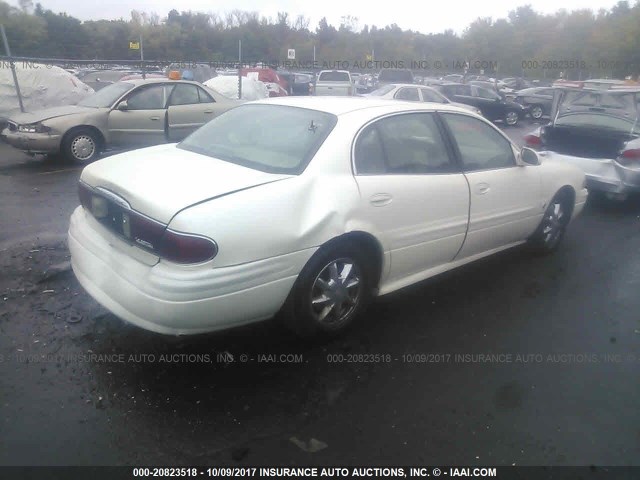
<box><xmin>68</xmin><ymin>98</ymin><xmax>588</xmax><ymax>337</ymax></box>
<box><xmin>365</xmin><ymin>83</ymin><xmax>483</xmax><ymax>115</ymax></box>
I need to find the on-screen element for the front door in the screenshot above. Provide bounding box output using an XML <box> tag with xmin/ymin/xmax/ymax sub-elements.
<box><xmin>108</xmin><ymin>83</ymin><xmax>174</xmax><ymax>147</ymax></box>
<box><xmin>440</xmin><ymin>112</ymin><xmax>542</xmax><ymax>260</ymax></box>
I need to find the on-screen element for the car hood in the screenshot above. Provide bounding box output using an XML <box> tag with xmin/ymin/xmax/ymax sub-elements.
<box><xmin>80</xmin><ymin>144</ymin><xmax>294</xmax><ymax>224</ymax></box>
<box><xmin>9</xmin><ymin>105</ymin><xmax>102</xmax><ymax>124</ymax></box>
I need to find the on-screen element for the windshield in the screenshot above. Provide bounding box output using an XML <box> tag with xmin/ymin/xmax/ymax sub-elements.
<box><xmin>78</xmin><ymin>82</ymin><xmax>136</xmax><ymax>108</ymax></box>
<box><xmin>318</xmin><ymin>71</ymin><xmax>350</xmax><ymax>82</ymax></box>
<box><xmin>178</xmin><ymin>104</ymin><xmax>337</xmax><ymax>174</ymax></box>
<box><xmin>369</xmin><ymin>84</ymin><xmax>396</xmax><ymax>96</ymax></box>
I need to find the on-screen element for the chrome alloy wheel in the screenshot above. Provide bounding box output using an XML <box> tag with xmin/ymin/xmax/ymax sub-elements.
<box><xmin>71</xmin><ymin>135</ymin><xmax>96</xmax><ymax>161</ymax></box>
<box><xmin>310</xmin><ymin>258</ymin><xmax>362</xmax><ymax>326</ymax></box>
<box><xmin>505</xmin><ymin>111</ymin><xmax>519</xmax><ymax>126</ymax></box>
<box><xmin>541</xmin><ymin>200</ymin><xmax>566</xmax><ymax>248</ymax></box>
<box><xmin>531</xmin><ymin>105</ymin><xmax>543</xmax><ymax>119</ymax></box>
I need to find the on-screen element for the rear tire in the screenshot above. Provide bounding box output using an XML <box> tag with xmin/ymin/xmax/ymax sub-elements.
<box><xmin>62</xmin><ymin>128</ymin><xmax>101</xmax><ymax>164</ymax></box>
<box><xmin>528</xmin><ymin>191</ymin><xmax>573</xmax><ymax>254</ymax></box>
<box><xmin>280</xmin><ymin>241</ymin><xmax>374</xmax><ymax>338</ymax></box>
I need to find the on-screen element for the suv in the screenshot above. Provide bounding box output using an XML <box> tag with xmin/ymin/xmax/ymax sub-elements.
<box><xmin>377</xmin><ymin>68</ymin><xmax>414</xmax><ymax>86</ymax></box>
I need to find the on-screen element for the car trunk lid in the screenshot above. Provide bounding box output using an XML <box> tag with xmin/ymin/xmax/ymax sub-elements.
<box><xmin>80</xmin><ymin>143</ymin><xmax>294</xmax><ymax>225</ymax></box>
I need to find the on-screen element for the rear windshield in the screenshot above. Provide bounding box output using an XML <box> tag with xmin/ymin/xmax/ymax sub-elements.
<box><xmin>369</xmin><ymin>85</ymin><xmax>396</xmax><ymax>96</ymax></box>
<box><xmin>378</xmin><ymin>69</ymin><xmax>414</xmax><ymax>83</ymax></box>
<box><xmin>318</xmin><ymin>71</ymin><xmax>350</xmax><ymax>82</ymax></box>
<box><xmin>178</xmin><ymin>104</ymin><xmax>337</xmax><ymax>174</ymax></box>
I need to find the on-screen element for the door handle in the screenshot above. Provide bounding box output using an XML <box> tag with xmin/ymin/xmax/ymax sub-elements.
<box><xmin>369</xmin><ymin>193</ymin><xmax>393</xmax><ymax>206</ymax></box>
<box><xmin>475</xmin><ymin>183</ymin><xmax>490</xmax><ymax>195</ymax></box>
<box><xmin>203</xmin><ymin>110</ymin><xmax>214</xmax><ymax>114</ymax></box>
<box><xmin>150</xmin><ymin>116</ymin><xmax>160</xmax><ymax>121</ymax></box>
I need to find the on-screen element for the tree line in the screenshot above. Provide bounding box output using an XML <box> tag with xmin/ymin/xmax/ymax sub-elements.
<box><xmin>1</xmin><ymin>0</ymin><xmax>640</xmax><ymax>80</ymax></box>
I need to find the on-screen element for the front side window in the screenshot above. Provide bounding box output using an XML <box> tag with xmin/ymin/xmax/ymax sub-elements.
<box><xmin>354</xmin><ymin>113</ymin><xmax>455</xmax><ymax>175</ymax></box>
<box><xmin>178</xmin><ymin>104</ymin><xmax>336</xmax><ymax>174</ymax></box>
<box><xmin>442</xmin><ymin>113</ymin><xmax>516</xmax><ymax>171</ymax></box>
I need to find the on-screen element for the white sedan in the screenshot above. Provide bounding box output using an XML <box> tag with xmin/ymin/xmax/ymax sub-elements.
<box><xmin>365</xmin><ymin>83</ymin><xmax>484</xmax><ymax>116</ymax></box>
<box><xmin>68</xmin><ymin>97</ymin><xmax>588</xmax><ymax>337</ymax></box>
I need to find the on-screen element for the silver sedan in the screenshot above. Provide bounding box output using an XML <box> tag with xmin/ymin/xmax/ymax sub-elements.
<box><xmin>1</xmin><ymin>78</ymin><xmax>241</xmax><ymax>163</ymax></box>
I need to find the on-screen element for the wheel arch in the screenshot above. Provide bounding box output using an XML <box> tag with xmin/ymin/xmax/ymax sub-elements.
<box><xmin>61</xmin><ymin>125</ymin><xmax>106</xmax><ymax>150</ymax></box>
<box><xmin>310</xmin><ymin>230</ymin><xmax>385</xmax><ymax>292</ymax></box>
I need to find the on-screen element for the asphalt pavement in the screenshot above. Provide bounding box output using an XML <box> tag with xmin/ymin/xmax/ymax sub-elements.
<box><xmin>1</xmin><ymin>121</ymin><xmax>639</xmax><ymax>467</ymax></box>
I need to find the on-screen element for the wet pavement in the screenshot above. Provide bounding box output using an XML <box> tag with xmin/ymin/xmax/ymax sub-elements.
<box><xmin>1</xmin><ymin>126</ymin><xmax>640</xmax><ymax>467</ymax></box>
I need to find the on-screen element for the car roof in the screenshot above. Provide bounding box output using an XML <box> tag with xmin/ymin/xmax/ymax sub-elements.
<box><xmin>247</xmin><ymin>96</ymin><xmax>467</xmax><ymax>116</ymax></box>
<box><xmin>122</xmin><ymin>78</ymin><xmax>202</xmax><ymax>86</ymax></box>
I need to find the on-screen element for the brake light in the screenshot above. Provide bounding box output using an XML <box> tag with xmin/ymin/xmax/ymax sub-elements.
<box><xmin>617</xmin><ymin>148</ymin><xmax>640</xmax><ymax>168</ymax></box>
<box><xmin>621</xmin><ymin>148</ymin><xmax>640</xmax><ymax>159</ymax></box>
<box><xmin>78</xmin><ymin>182</ymin><xmax>218</xmax><ymax>264</ymax></box>
<box><xmin>157</xmin><ymin>230</ymin><xmax>218</xmax><ymax>264</ymax></box>
<box><xmin>524</xmin><ymin>134</ymin><xmax>542</xmax><ymax>149</ymax></box>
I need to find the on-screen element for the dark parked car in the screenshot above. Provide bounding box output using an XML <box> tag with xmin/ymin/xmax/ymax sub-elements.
<box><xmin>502</xmin><ymin>77</ymin><xmax>535</xmax><ymax>90</ymax></box>
<box><xmin>377</xmin><ymin>68</ymin><xmax>414</xmax><ymax>86</ymax></box>
<box><xmin>434</xmin><ymin>83</ymin><xmax>527</xmax><ymax>126</ymax></box>
<box><xmin>513</xmin><ymin>87</ymin><xmax>555</xmax><ymax>120</ymax></box>
<box><xmin>277</xmin><ymin>71</ymin><xmax>313</xmax><ymax>95</ymax></box>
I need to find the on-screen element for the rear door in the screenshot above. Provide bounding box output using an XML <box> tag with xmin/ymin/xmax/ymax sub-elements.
<box><xmin>108</xmin><ymin>83</ymin><xmax>174</xmax><ymax>147</ymax></box>
<box><xmin>167</xmin><ymin>83</ymin><xmax>219</xmax><ymax>141</ymax></box>
<box><xmin>440</xmin><ymin>112</ymin><xmax>542</xmax><ymax>259</ymax></box>
<box><xmin>353</xmin><ymin>112</ymin><xmax>470</xmax><ymax>286</ymax></box>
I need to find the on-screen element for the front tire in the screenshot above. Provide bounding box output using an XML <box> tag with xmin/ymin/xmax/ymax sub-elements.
<box><xmin>62</xmin><ymin>128</ymin><xmax>101</xmax><ymax>164</ymax></box>
<box><xmin>529</xmin><ymin>192</ymin><xmax>572</xmax><ymax>254</ymax></box>
<box><xmin>281</xmin><ymin>242</ymin><xmax>373</xmax><ymax>337</ymax></box>
<box><xmin>530</xmin><ymin>105</ymin><xmax>544</xmax><ymax>120</ymax></box>
<box><xmin>504</xmin><ymin>110</ymin><xmax>519</xmax><ymax>126</ymax></box>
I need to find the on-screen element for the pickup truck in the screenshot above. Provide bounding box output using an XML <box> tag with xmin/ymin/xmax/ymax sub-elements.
<box><xmin>313</xmin><ymin>70</ymin><xmax>354</xmax><ymax>96</ymax></box>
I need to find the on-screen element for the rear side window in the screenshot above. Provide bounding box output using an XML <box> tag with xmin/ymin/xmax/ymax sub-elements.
<box><xmin>318</xmin><ymin>71</ymin><xmax>350</xmax><ymax>82</ymax></box>
<box><xmin>395</xmin><ymin>88</ymin><xmax>420</xmax><ymax>101</ymax></box>
<box><xmin>354</xmin><ymin>113</ymin><xmax>456</xmax><ymax>175</ymax></box>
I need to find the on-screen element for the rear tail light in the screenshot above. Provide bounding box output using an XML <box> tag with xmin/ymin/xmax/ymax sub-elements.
<box><xmin>524</xmin><ymin>133</ymin><xmax>542</xmax><ymax>149</ymax></box>
<box><xmin>78</xmin><ymin>182</ymin><xmax>218</xmax><ymax>264</ymax></box>
<box><xmin>157</xmin><ymin>230</ymin><xmax>218</xmax><ymax>264</ymax></box>
<box><xmin>617</xmin><ymin>148</ymin><xmax>640</xmax><ymax>168</ymax></box>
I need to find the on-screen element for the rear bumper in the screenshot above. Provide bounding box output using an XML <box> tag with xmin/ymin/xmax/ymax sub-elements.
<box><xmin>543</xmin><ymin>152</ymin><xmax>640</xmax><ymax>194</ymax></box>
<box><xmin>1</xmin><ymin>128</ymin><xmax>61</xmax><ymax>154</ymax></box>
<box><xmin>68</xmin><ymin>206</ymin><xmax>314</xmax><ymax>335</ymax></box>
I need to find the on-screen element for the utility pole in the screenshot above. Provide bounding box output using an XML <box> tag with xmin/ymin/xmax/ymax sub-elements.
<box><xmin>1</xmin><ymin>24</ymin><xmax>25</xmax><ymax>113</ymax></box>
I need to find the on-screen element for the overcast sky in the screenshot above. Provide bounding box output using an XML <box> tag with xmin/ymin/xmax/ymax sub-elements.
<box><xmin>8</xmin><ymin>0</ymin><xmax>624</xmax><ymax>34</ymax></box>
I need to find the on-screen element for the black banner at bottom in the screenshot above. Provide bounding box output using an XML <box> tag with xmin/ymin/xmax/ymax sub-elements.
<box><xmin>0</xmin><ymin>466</ymin><xmax>638</xmax><ymax>480</ymax></box>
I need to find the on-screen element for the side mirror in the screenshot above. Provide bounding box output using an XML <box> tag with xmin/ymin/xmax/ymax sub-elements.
<box><xmin>520</xmin><ymin>147</ymin><xmax>540</xmax><ymax>166</ymax></box>
<box><xmin>116</xmin><ymin>101</ymin><xmax>129</xmax><ymax>111</ymax></box>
